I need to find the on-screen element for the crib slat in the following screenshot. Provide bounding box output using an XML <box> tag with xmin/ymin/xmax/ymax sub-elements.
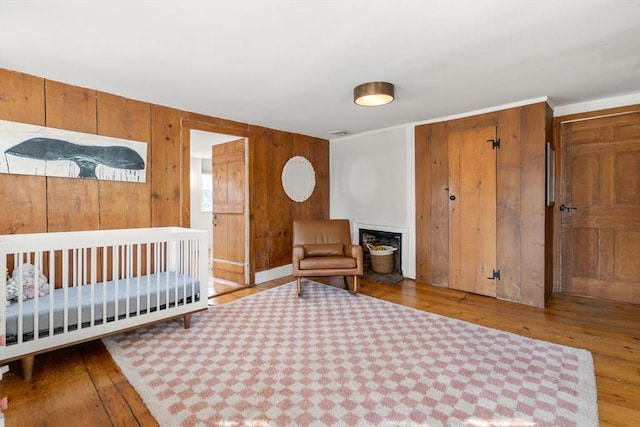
<box><xmin>90</xmin><ymin>246</ymin><xmax>97</xmax><ymax>328</ymax></box>
<box><xmin>76</xmin><ymin>248</ymin><xmax>82</xmax><ymax>331</ymax></box>
<box><xmin>0</xmin><ymin>252</ymin><xmax>6</xmax><ymax>346</ymax></box>
<box><xmin>155</xmin><ymin>242</ymin><xmax>161</xmax><ymax>312</ymax></box>
<box><xmin>48</xmin><ymin>250</ymin><xmax>55</xmax><ymax>339</ymax></box>
<box><xmin>125</xmin><ymin>244</ymin><xmax>131</xmax><ymax>320</ymax></box>
<box><xmin>33</xmin><ymin>253</ymin><xmax>40</xmax><ymax>341</ymax></box>
<box><xmin>113</xmin><ymin>245</ymin><xmax>119</xmax><ymax>323</ymax></box>
<box><xmin>174</xmin><ymin>240</ymin><xmax>179</xmax><ymax>307</ymax></box>
<box><xmin>146</xmin><ymin>243</ymin><xmax>151</xmax><ymax>316</ymax></box>
<box><xmin>63</xmin><ymin>249</ymin><xmax>69</xmax><ymax>334</ymax></box>
<box><xmin>135</xmin><ymin>243</ymin><xmax>141</xmax><ymax>318</ymax></box>
<box><xmin>102</xmin><ymin>245</ymin><xmax>108</xmax><ymax>326</ymax></box>
<box><xmin>14</xmin><ymin>253</ymin><xmax>23</xmax><ymax>344</ymax></box>
<box><xmin>165</xmin><ymin>246</ymin><xmax>170</xmax><ymax>311</ymax></box>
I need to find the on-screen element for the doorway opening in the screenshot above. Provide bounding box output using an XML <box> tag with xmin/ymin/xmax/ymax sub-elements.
<box><xmin>190</xmin><ymin>129</ymin><xmax>249</xmax><ymax>298</ymax></box>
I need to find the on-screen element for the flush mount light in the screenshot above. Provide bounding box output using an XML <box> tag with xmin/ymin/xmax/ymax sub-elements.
<box><xmin>353</xmin><ymin>81</ymin><xmax>395</xmax><ymax>106</ymax></box>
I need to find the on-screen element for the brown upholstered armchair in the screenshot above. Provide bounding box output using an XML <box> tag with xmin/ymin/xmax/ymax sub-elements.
<box><xmin>292</xmin><ymin>219</ymin><xmax>363</xmax><ymax>296</ymax></box>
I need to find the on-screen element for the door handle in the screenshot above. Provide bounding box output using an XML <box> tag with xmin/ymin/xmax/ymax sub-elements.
<box><xmin>559</xmin><ymin>204</ymin><xmax>577</xmax><ymax>211</ymax></box>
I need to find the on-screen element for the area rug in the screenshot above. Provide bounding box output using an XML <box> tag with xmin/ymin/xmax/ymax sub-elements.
<box><xmin>103</xmin><ymin>281</ymin><xmax>598</xmax><ymax>426</ymax></box>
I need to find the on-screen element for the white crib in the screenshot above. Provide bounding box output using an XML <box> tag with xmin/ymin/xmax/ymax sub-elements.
<box><xmin>0</xmin><ymin>227</ymin><xmax>208</xmax><ymax>380</ymax></box>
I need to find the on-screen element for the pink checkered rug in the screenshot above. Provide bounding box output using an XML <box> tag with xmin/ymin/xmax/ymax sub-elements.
<box><xmin>103</xmin><ymin>281</ymin><xmax>598</xmax><ymax>426</ymax></box>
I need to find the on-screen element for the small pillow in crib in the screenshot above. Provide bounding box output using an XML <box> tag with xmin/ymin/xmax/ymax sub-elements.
<box><xmin>5</xmin><ymin>263</ymin><xmax>50</xmax><ymax>303</ymax></box>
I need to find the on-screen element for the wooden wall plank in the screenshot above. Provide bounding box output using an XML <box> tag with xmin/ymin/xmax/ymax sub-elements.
<box><xmin>150</xmin><ymin>105</ymin><xmax>182</xmax><ymax>227</ymax></box>
<box><xmin>272</xmin><ymin>130</ymin><xmax>295</xmax><ymax>269</ymax></box>
<box><xmin>0</xmin><ymin>69</ymin><xmax>45</xmax><ymax>124</ymax></box>
<box><xmin>46</xmin><ymin>180</ymin><xmax>100</xmax><ymax>232</ymax></box>
<box><xmin>299</xmin><ymin>133</ymin><xmax>330</xmax><ymax>220</ymax></box>
<box><xmin>251</xmin><ymin>128</ymin><xmax>270</xmax><ymax>273</ymax></box>
<box><xmin>96</xmin><ymin>92</ymin><xmax>152</xmax><ymax>229</ymax></box>
<box><xmin>0</xmin><ymin>69</ymin><xmax>47</xmax><ymax>234</ymax></box>
<box><xmin>519</xmin><ymin>102</ymin><xmax>547</xmax><ymax>307</ymax></box>
<box><xmin>414</xmin><ymin>124</ymin><xmax>431</xmax><ymax>282</ymax></box>
<box><xmin>45</xmin><ymin>79</ymin><xmax>97</xmax><ymax>133</ymax></box>
<box><xmin>497</xmin><ymin>107</ymin><xmax>522</xmax><ymax>302</ymax></box>
<box><xmin>429</xmin><ymin>121</ymin><xmax>450</xmax><ymax>286</ymax></box>
<box><xmin>45</xmin><ymin>80</ymin><xmax>100</xmax><ymax>232</ymax></box>
<box><xmin>269</xmin><ymin>130</ymin><xmax>292</xmax><ymax>268</ymax></box>
<box><xmin>180</xmin><ymin>125</ymin><xmax>191</xmax><ymax>227</ymax></box>
<box><xmin>0</xmin><ymin>174</ymin><xmax>47</xmax><ymax>235</ymax></box>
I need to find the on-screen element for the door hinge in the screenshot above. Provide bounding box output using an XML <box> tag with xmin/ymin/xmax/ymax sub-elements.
<box><xmin>487</xmin><ymin>269</ymin><xmax>501</xmax><ymax>280</ymax></box>
<box><xmin>487</xmin><ymin>138</ymin><xmax>501</xmax><ymax>150</ymax></box>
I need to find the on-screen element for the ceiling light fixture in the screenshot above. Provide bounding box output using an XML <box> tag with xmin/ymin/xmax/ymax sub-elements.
<box><xmin>353</xmin><ymin>81</ymin><xmax>395</xmax><ymax>106</ymax></box>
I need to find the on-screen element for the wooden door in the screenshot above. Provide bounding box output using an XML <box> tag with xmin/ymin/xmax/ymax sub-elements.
<box><xmin>448</xmin><ymin>127</ymin><xmax>497</xmax><ymax>297</ymax></box>
<box><xmin>212</xmin><ymin>139</ymin><xmax>247</xmax><ymax>285</ymax></box>
<box><xmin>560</xmin><ymin>111</ymin><xmax>640</xmax><ymax>303</ymax></box>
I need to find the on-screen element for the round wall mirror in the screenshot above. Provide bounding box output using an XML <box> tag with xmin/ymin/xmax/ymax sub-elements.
<box><xmin>281</xmin><ymin>156</ymin><xmax>316</xmax><ymax>202</ymax></box>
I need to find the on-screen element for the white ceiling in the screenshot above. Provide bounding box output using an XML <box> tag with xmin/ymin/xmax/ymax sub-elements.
<box><xmin>1</xmin><ymin>1</ymin><xmax>639</xmax><ymax>140</ymax></box>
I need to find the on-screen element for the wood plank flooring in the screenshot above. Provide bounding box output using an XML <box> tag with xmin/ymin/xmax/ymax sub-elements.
<box><xmin>1</xmin><ymin>277</ymin><xmax>638</xmax><ymax>426</ymax></box>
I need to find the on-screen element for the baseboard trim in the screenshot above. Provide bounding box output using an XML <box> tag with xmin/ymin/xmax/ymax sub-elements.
<box><xmin>255</xmin><ymin>264</ymin><xmax>292</xmax><ymax>284</ymax></box>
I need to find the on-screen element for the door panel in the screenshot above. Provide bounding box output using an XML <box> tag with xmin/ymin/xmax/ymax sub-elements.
<box><xmin>448</xmin><ymin>126</ymin><xmax>497</xmax><ymax>297</ymax></box>
<box><xmin>561</xmin><ymin>111</ymin><xmax>640</xmax><ymax>303</ymax></box>
<box><xmin>213</xmin><ymin>151</ymin><xmax>244</xmax><ymax>214</ymax></box>
<box><xmin>616</xmin><ymin>152</ymin><xmax>640</xmax><ymax>205</ymax></box>
<box><xmin>212</xmin><ymin>139</ymin><xmax>246</xmax><ymax>285</ymax></box>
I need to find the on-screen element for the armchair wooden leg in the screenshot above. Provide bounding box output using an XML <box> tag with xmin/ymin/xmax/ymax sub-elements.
<box><xmin>343</xmin><ymin>276</ymin><xmax>349</xmax><ymax>290</ymax></box>
<box><xmin>297</xmin><ymin>277</ymin><xmax>302</xmax><ymax>297</ymax></box>
<box><xmin>353</xmin><ymin>276</ymin><xmax>358</xmax><ymax>294</ymax></box>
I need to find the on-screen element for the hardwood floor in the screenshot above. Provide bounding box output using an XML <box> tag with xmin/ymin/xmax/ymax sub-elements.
<box><xmin>1</xmin><ymin>277</ymin><xmax>638</xmax><ymax>426</ymax></box>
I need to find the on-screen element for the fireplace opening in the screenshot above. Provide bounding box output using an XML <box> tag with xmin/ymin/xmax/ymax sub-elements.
<box><xmin>358</xmin><ymin>228</ymin><xmax>404</xmax><ymax>284</ymax></box>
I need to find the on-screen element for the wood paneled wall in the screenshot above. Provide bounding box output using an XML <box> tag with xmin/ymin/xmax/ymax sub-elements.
<box><xmin>415</xmin><ymin>102</ymin><xmax>553</xmax><ymax>307</ymax></box>
<box><xmin>0</xmin><ymin>68</ymin><xmax>329</xmax><ymax>283</ymax></box>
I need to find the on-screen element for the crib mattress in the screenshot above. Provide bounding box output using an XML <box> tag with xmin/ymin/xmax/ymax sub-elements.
<box><xmin>5</xmin><ymin>271</ymin><xmax>200</xmax><ymax>343</ymax></box>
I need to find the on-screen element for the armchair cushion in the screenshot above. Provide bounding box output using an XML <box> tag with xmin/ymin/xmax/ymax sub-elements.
<box><xmin>303</xmin><ymin>243</ymin><xmax>344</xmax><ymax>257</ymax></box>
<box><xmin>300</xmin><ymin>256</ymin><xmax>356</xmax><ymax>270</ymax></box>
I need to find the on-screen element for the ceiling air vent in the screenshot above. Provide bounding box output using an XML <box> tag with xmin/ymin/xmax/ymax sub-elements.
<box><xmin>328</xmin><ymin>130</ymin><xmax>349</xmax><ymax>136</ymax></box>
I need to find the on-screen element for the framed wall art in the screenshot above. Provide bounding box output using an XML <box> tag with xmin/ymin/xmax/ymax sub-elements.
<box><xmin>0</xmin><ymin>120</ymin><xmax>148</xmax><ymax>183</ymax></box>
